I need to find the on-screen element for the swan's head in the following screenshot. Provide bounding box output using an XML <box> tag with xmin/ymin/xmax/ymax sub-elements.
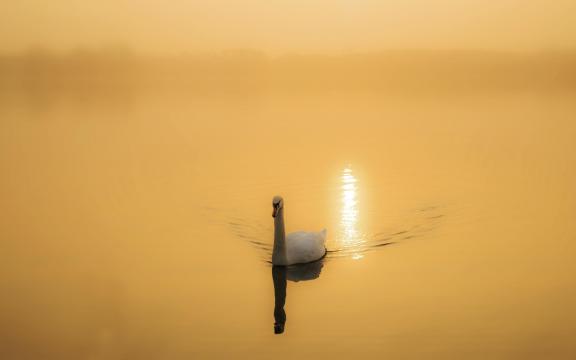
<box><xmin>272</xmin><ymin>196</ymin><xmax>284</xmax><ymax>218</ymax></box>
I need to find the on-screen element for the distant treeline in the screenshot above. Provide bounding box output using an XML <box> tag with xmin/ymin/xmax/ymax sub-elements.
<box><xmin>1</xmin><ymin>49</ymin><xmax>575</xmax><ymax>94</ymax></box>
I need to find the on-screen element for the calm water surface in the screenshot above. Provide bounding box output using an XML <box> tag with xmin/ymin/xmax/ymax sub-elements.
<box><xmin>1</xmin><ymin>90</ymin><xmax>576</xmax><ymax>359</ymax></box>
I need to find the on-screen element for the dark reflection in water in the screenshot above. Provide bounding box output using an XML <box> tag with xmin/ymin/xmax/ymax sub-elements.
<box><xmin>272</xmin><ymin>259</ymin><xmax>324</xmax><ymax>334</ymax></box>
<box><xmin>272</xmin><ymin>266</ymin><xmax>287</xmax><ymax>334</ymax></box>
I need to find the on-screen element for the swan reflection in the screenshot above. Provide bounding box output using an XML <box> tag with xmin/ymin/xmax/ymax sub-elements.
<box><xmin>272</xmin><ymin>259</ymin><xmax>324</xmax><ymax>334</ymax></box>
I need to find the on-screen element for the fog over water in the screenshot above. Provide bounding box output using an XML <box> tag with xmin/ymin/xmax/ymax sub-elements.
<box><xmin>1</xmin><ymin>1</ymin><xmax>576</xmax><ymax>359</ymax></box>
<box><xmin>1</xmin><ymin>0</ymin><xmax>576</xmax><ymax>53</ymax></box>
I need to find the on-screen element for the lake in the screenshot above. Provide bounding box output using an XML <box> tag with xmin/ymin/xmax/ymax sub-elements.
<box><xmin>1</xmin><ymin>87</ymin><xmax>576</xmax><ymax>359</ymax></box>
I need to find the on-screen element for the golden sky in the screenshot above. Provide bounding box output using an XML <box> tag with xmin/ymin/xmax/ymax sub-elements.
<box><xmin>1</xmin><ymin>0</ymin><xmax>575</xmax><ymax>53</ymax></box>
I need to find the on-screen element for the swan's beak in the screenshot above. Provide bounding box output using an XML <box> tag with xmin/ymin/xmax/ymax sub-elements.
<box><xmin>272</xmin><ymin>206</ymin><xmax>278</xmax><ymax>218</ymax></box>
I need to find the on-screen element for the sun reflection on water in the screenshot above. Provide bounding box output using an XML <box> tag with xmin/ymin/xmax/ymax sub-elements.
<box><xmin>340</xmin><ymin>166</ymin><xmax>363</xmax><ymax>260</ymax></box>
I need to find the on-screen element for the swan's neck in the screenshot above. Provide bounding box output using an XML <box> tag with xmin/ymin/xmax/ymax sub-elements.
<box><xmin>272</xmin><ymin>208</ymin><xmax>288</xmax><ymax>265</ymax></box>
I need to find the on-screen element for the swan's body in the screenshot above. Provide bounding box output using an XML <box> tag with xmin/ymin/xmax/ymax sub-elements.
<box><xmin>283</xmin><ymin>230</ymin><xmax>327</xmax><ymax>265</ymax></box>
<box><xmin>272</xmin><ymin>196</ymin><xmax>327</xmax><ymax>265</ymax></box>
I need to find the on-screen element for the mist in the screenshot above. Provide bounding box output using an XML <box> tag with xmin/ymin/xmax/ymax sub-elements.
<box><xmin>2</xmin><ymin>0</ymin><xmax>576</xmax><ymax>54</ymax></box>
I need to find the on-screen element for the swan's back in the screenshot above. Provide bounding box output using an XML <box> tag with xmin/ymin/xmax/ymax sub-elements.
<box><xmin>285</xmin><ymin>229</ymin><xmax>327</xmax><ymax>265</ymax></box>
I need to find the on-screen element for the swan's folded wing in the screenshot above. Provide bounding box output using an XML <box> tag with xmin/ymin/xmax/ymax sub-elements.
<box><xmin>286</xmin><ymin>231</ymin><xmax>327</xmax><ymax>264</ymax></box>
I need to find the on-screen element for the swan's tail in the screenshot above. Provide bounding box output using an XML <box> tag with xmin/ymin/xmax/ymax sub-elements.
<box><xmin>320</xmin><ymin>228</ymin><xmax>327</xmax><ymax>242</ymax></box>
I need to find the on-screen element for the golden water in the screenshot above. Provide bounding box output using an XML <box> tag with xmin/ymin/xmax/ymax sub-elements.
<box><xmin>1</xmin><ymin>89</ymin><xmax>576</xmax><ymax>359</ymax></box>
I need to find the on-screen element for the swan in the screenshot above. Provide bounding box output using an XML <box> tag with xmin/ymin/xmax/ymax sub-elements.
<box><xmin>271</xmin><ymin>196</ymin><xmax>327</xmax><ymax>265</ymax></box>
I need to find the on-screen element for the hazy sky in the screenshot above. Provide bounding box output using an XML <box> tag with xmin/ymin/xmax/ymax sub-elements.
<box><xmin>1</xmin><ymin>0</ymin><xmax>575</xmax><ymax>54</ymax></box>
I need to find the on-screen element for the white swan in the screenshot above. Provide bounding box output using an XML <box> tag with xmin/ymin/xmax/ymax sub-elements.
<box><xmin>271</xmin><ymin>196</ymin><xmax>327</xmax><ymax>265</ymax></box>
